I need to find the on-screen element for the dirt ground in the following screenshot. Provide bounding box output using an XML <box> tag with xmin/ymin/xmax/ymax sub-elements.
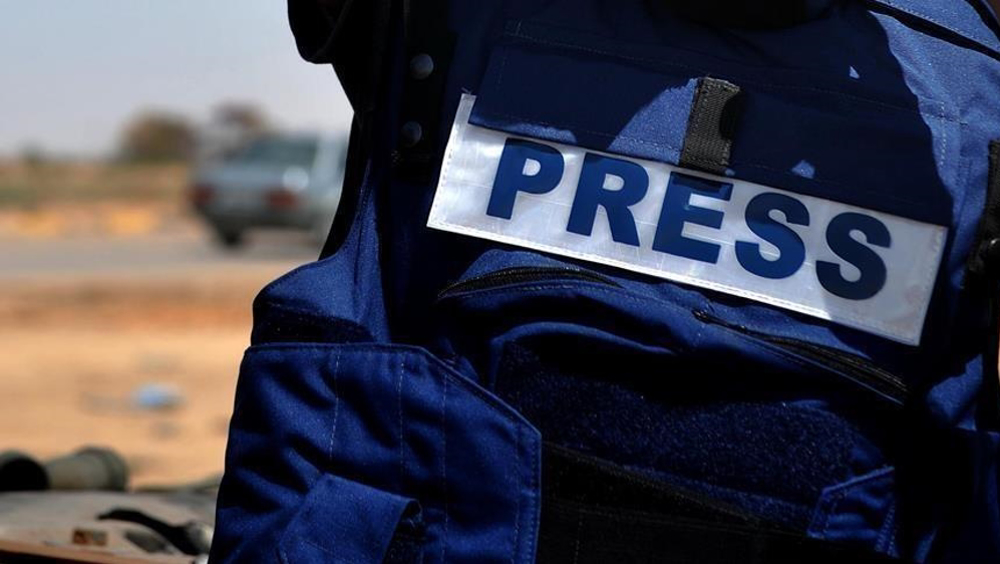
<box><xmin>0</xmin><ymin>210</ymin><xmax>316</xmax><ymax>488</ymax></box>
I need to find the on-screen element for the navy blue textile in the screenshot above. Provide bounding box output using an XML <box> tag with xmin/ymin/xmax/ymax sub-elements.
<box><xmin>212</xmin><ymin>1</ymin><xmax>1000</xmax><ymax>562</ymax></box>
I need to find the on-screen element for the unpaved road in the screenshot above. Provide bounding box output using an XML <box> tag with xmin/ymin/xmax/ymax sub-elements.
<box><xmin>0</xmin><ymin>223</ymin><xmax>319</xmax><ymax>487</ymax></box>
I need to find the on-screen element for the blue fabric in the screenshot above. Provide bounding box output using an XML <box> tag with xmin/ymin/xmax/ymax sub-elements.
<box><xmin>277</xmin><ymin>473</ymin><xmax>421</xmax><ymax>564</ymax></box>
<box><xmin>808</xmin><ymin>467</ymin><xmax>899</xmax><ymax>559</ymax></box>
<box><xmin>492</xmin><ymin>340</ymin><xmax>863</xmax><ymax>529</ymax></box>
<box><xmin>470</xmin><ymin>18</ymin><xmax>961</xmax><ymax>225</ymax></box>
<box><xmin>471</xmin><ymin>27</ymin><xmax>697</xmax><ymax>168</ymax></box>
<box><xmin>868</xmin><ymin>0</ymin><xmax>1000</xmax><ymax>56</ymax></box>
<box><xmin>214</xmin><ymin>341</ymin><xmax>541</xmax><ymax>563</ymax></box>
<box><xmin>212</xmin><ymin>0</ymin><xmax>1000</xmax><ymax>561</ymax></box>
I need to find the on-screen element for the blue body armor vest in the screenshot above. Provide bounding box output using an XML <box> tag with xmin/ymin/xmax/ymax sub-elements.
<box><xmin>211</xmin><ymin>1</ymin><xmax>1000</xmax><ymax>561</ymax></box>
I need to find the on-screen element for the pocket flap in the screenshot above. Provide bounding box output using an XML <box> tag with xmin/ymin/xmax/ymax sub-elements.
<box><xmin>469</xmin><ymin>22</ymin><xmax>961</xmax><ymax>225</ymax></box>
<box><xmin>278</xmin><ymin>473</ymin><xmax>423</xmax><ymax>564</ymax></box>
<box><xmin>471</xmin><ymin>31</ymin><xmax>698</xmax><ymax>168</ymax></box>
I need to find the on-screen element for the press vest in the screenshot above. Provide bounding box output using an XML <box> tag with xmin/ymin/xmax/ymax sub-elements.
<box><xmin>212</xmin><ymin>1</ymin><xmax>1000</xmax><ymax>561</ymax></box>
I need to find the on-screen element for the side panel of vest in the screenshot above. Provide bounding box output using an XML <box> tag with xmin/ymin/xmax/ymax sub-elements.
<box><xmin>213</xmin><ymin>4</ymin><xmax>543</xmax><ymax>563</ymax></box>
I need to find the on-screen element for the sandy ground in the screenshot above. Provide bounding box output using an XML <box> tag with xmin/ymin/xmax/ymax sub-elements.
<box><xmin>0</xmin><ymin>327</ymin><xmax>246</xmax><ymax>487</ymax></box>
<box><xmin>0</xmin><ymin>216</ymin><xmax>318</xmax><ymax>488</ymax></box>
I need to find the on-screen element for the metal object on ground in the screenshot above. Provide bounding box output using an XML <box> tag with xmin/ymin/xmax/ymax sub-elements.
<box><xmin>99</xmin><ymin>509</ymin><xmax>212</xmax><ymax>556</ymax></box>
<box><xmin>72</xmin><ymin>527</ymin><xmax>109</xmax><ymax>547</ymax></box>
<box><xmin>0</xmin><ymin>490</ymin><xmax>216</xmax><ymax>562</ymax></box>
<box><xmin>0</xmin><ymin>451</ymin><xmax>48</xmax><ymax>492</ymax></box>
<box><xmin>45</xmin><ymin>448</ymin><xmax>129</xmax><ymax>492</ymax></box>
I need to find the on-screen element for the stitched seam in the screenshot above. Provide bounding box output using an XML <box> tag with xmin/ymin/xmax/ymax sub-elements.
<box><xmin>327</xmin><ymin>350</ymin><xmax>342</xmax><ymax>466</ymax></box>
<box><xmin>398</xmin><ymin>356</ymin><xmax>406</xmax><ymax>490</ymax></box>
<box><xmin>509</xmin><ymin>424</ymin><xmax>521</xmax><ymax>564</ymax></box>
<box><xmin>525</xmin><ymin>425</ymin><xmax>539</xmax><ymax>564</ymax></box>
<box><xmin>427</xmin><ymin>95</ymin><xmax>468</xmax><ymax>226</ymax></box>
<box><xmin>278</xmin><ymin>540</ymin><xmax>290</xmax><ymax>564</ymax></box>
<box><xmin>301</xmin><ymin>536</ymin><xmax>364</xmax><ymax>563</ymax></box>
<box><xmin>888</xmin><ymin>516</ymin><xmax>899</xmax><ymax>555</ymax></box>
<box><xmin>683</xmin><ymin>79</ymin><xmax>711</xmax><ymax>167</ymax></box>
<box><xmin>817</xmin><ymin>466</ymin><xmax>895</xmax><ymax>493</ymax></box>
<box><xmin>923</xmin><ymin>46</ymin><xmax>948</xmax><ymax>170</ymax></box>
<box><xmin>876</xmin><ymin>502</ymin><xmax>897</xmax><ymax>553</ymax></box>
<box><xmin>503</xmin><ymin>31</ymin><xmax>957</xmax><ymax>121</ymax></box>
<box><xmin>810</xmin><ymin>496</ymin><xmax>835</xmax><ymax>538</ymax></box>
<box><xmin>440</xmin><ymin>374</ymin><xmax>449</xmax><ymax>563</ymax></box>
<box><xmin>818</xmin><ymin>489</ymin><xmax>847</xmax><ymax>536</ymax></box>
<box><xmin>250</xmin><ymin>345</ymin><xmax>538</xmax><ymax>561</ymax></box>
<box><xmin>244</xmin><ymin>345</ymin><xmax>536</xmax><ymax>435</ymax></box>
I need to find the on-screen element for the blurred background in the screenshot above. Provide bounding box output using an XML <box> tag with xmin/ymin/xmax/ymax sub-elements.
<box><xmin>0</xmin><ymin>1</ymin><xmax>352</xmax><ymax>490</ymax></box>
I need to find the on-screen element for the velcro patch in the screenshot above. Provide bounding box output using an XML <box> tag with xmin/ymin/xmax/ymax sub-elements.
<box><xmin>428</xmin><ymin>94</ymin><xmax>947</xmax><ymax>345</ymax></box>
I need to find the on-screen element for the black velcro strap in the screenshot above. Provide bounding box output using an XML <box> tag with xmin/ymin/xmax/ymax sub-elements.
<box><xmin>967</xmin><ymin>140</ymin><xmax>1000</xmax><ymax>277</ymax></box>
<box><xmin>537</xmin><ymin>444</ymin><xmax>897</xmax><ymax>564</ymax></box>
<box><xmin>966</xmin><ymin>140</ymin><xmax>1000</xmax><ymax>428</ymax></box>
<box><xmin>679</xmin><ymin>77</ymin><xmax>745</xmax><ymax>175</ymax></box>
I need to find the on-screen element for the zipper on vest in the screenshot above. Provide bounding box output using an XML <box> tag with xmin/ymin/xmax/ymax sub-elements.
<box><xmin>438</xmin><ymin>266</ymin><xmax>620</xmax><ymax>298</ymax></box>
<box><xmin>693</xmin><ymin>310</ymin><xmax>908</xmax><ymax>404</ymax></box>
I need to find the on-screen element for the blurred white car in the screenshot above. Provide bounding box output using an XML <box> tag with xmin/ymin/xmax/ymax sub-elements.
<box><xmin>189</xmin><ymin>134</ymin><xmax>346</xmax><ymax>248</ymax></box>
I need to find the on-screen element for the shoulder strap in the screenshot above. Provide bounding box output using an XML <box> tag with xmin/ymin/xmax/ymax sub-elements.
<box><xmin>287</xmin><ymin>0</ymin><xmax>395</xmax><ymax>112</ymax></box>
<box><xmin>394</xmin><ymin>0</ymin><xmax>456</xmax><ymax>180</ymax></box>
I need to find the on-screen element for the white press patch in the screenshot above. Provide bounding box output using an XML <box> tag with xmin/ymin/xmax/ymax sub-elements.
<box><xmin>428</xmin><ymin>94</ymin><xmax>948</xmax><ymax>345</ymax></box>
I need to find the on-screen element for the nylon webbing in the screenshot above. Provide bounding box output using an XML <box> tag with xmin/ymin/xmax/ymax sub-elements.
<box><xmin>967</xmin><ymin>140</ymin><xmax>1000</xmax><ymax>276</ymax></box>
<box><xmin>679</xmin><ymin>77</ymin><xmax>744</xmax><ymax>175</ymax></box>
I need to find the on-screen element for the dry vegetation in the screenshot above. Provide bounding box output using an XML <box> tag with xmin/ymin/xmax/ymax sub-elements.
<box><xmin>0</xmin><ymin>160</ymin><xmax>189</xmax><ymax>209</ymax></box>
<box><xmin>0</xmin><ymin>161</ymin><xmax>193</xmax><ymax>239</ymax></box>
